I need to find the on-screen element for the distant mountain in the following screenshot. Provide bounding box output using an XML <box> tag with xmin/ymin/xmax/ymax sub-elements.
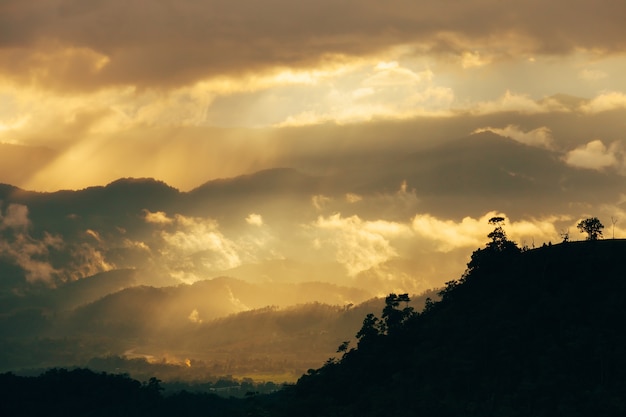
<box><xmin>0</xmin><ymin>269</ymin><xmax>139</xmax><ymax>315</ymax></box>
<box><xmin>63</xmin><ymin>276</ymin><xmax>374</xmax><ymax>336</ymax></box>
<box><xmin>49</xmin><ymin>269</ymin><xmax>140</xmax><ymax>310</ymax></box>
<box><xmin>79</xmin><ymin>296</ymin><xmax>415</xmax><ymax>382</ymax></box>
<box><xmin>182</xmin><ymin>167</ymin><xmax>334</xmax><ymax>224</ymax></box>
<box><xmin>392</xmin><ymin>131</ymin><xmax>619</xmax><ymax>215</ymax></box>
<box><xmin>1</xmin><ymin>131</ymin><xmax>619</xmax><ymax>226</ymax></box>
<box><xmin>0</xmin><ymin>275</ymin><xmax>384</xmax><ymax>375</ymax></box>
<box><xmin>277</xmin><ymin>130</ymin><xmax>624</xmax><ymax>219</ymax></box>
<box><xmin>0</xmin><ymin>169</ymin><xmax>330</xmax><ymax>235</ymax></box>
<box><xmin>0</xmin><ymin>177</ymin><xmax>179</xmax><ymax>231</ymax></box>
<box><xmin>0</xmin><ymin>289</ymin><xmax>437</xmax><ymax>383</ymax></box>
<box><xmin>189</xmin><ymin>168</ymin><xmax>324</xmax><ymax>196</ymax></box>
<box><xmin>268</xmin><ymin>239</ymin><xmax>626</xmax><ymax>416</ymax></box>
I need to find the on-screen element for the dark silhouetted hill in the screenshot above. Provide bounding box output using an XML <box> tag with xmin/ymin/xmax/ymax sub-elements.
<box><xmin>0</xmin><ymin>368</ymin><xmax>244</xmax><ymax>417</ymax></box>
<box><xmin>267</xmin><ymin>239</ymin><xmax>626</xmax><ymax>416</ymax></box>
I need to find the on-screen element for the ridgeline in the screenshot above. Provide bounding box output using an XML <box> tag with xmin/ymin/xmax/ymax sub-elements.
<box><xmin>3</xmin><ymin>239</ymin><xmax>626</xmax><ymax>416</ymax></box>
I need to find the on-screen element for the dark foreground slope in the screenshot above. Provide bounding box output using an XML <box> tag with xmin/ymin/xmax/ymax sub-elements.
<box><xmin>270</xmin><ymin>239</ymin><xmax>626</xmax><ymax>417</ymax></box>
<box><xmin>0</xmin><ymin>369</ymin><xmax>246</xmax><ymax>417</ymax></box>
<box><xmin>3</xmin><ymin>240</ymin><xmax>626</xmax><ymax>417</ymax></box>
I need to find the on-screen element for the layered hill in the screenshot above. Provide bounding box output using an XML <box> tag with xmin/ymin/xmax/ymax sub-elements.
<box><xmin>0</xmin><ymin>276</ymin><xmax>390</xmax><ymax>378</ymax></box>
<box><xmin>4</xmin><ymin>239</ymin><xmax>626</xmax><ymax>416</ymax></box>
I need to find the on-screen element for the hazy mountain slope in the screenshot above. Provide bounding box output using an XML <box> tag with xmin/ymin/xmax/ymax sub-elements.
<box><xmin>0</xmin><ymin>275</ymin><xmax>387</xmax><ymax>377</ymax></box>
<box><xmin>60</xmin><ymin>292</ymin><xmax>434</xmax><ymax>382</ymax></box>
<box><xmin>0</xmin><ymin>269</ymin><xmax>139</xmax><ymax>317</ymax></box>
<box><xmin>189</xmin><ymin>168</ymin><xmax>324</xmax><ymax>197</ymax></box>
<box><xmin>62</xmin><ymin>277</ymin><xmax>374</xmax><ymax>337</ymax></box>
<box><xmin>49</xmin><ymin>269</ymin><xmax>140</xmax><ymax>310</ymax></box>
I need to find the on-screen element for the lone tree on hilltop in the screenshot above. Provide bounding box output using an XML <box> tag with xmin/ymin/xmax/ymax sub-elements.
<box><xmin>577</xmin><ymin>217</ymin><xmax>604</xmax><ymax>241</ymax></box>
<box><xmin>486</xmin><ymin>216</ymin><xmax>514</xmax><ymax>251</ymax></box>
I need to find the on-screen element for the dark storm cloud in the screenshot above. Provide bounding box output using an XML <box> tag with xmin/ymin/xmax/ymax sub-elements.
<box><xmin>0</xmin><ymin>0</ymin><xmax>624</xmax><ymax>90</ymax></box>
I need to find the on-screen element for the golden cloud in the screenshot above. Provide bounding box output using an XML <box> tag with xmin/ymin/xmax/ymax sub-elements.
<box><xmin>143</xmin><ymin>210</ymin><xmax>175</xmax><ymax>225</ymax></box>
<box><xmin>313</xmin><ymin>214</ymin><xmax>402</xmax><ymax>276</ymax></box>
<box><xmin>473</xmin><ymin>125</ymin><xmax>555</xmax><ymax>149</ymax></box>
<box><xmin>412</xmin><ymin>212</ymin><xmax>560</xmax><ymax>252</ymax></box>
<box><xmin>580</xmin><ymin>92</ymin><xmax>626</xmax><ymax>113</ymax></box>
<box><xmin>563</xmin><ymin>140</ymin><xmax>621</xmax><ymax>170</ymax></box>
<box><xmin>0</xmin><ymin>203</ymin><xmax>31</xmax><ymax>230</ymax></box>
<box><xmin>0</xmin><ymin>232</ymin><xmax>62</xmax><ymax>284</ymax></box>
<box><xmin>246</xmin><ymin>213</ymin><xmax>264</xmax><ymax>226</ymax></box>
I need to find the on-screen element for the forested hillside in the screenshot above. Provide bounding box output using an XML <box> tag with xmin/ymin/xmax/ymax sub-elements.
<box><xmin>271</xmin><ymin>239</ymin><xmax>626</xmax><ymax>416</ymax></box>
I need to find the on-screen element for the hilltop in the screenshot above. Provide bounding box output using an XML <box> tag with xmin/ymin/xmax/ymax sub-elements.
<box><xmin>267</xmin><ymin>239</ymin><xmax>626</xmax><ymax>416</ymax></box>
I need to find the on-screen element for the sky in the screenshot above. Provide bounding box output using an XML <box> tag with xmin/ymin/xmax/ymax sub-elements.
<box><xmin>3</xmin><ymin>0</ymin><xmax>626</xmax><ymax>377</ymax></box>
<box><xmin>1</xmin><ymin>0</ymin><xmax>626</xmax><ymax>294</ymax></box>
<box><xmin>0</xmin><ymin>0</ymin><xmax>625</xmax><ymax>190</ymax></box>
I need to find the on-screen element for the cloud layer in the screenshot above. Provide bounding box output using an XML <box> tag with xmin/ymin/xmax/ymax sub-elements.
<box><xmin>2</xmin><ymin>0</ymin><xmax>625</xmax><ymax>91</ymax></box>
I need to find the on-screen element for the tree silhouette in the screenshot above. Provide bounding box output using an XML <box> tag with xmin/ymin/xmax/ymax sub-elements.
<box><xmin>577</xmin><ymin>217</ymin><xmax>604</xmax><ymax>240</ymax></box>
<box><xmin>355</xmin><ymin>313</ymin><xmax>382</xmax><ymax>345</ymax></box>
<box><xmin>381</xmin><ymin>293</ymin><xmax>414</xmax><ymax>334</ymax></box>
<box><xmin>486</xmin><ymin>216</ymin><xmax>513</xmax><ymax>251</ymax></box>
<box><xmin>336</xmin><ymin>341</ymin><xmax>350</xmax><ymax>353</ymax></box>
<box><xmin>488</xmin><ymin>216</ymin><xmax>505</xmax><ymax>225</ymax></box>
<box><xmin>466</xmin><ymin>217</ymin><xmax>520</xmax><ymax>273</ymax></box>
